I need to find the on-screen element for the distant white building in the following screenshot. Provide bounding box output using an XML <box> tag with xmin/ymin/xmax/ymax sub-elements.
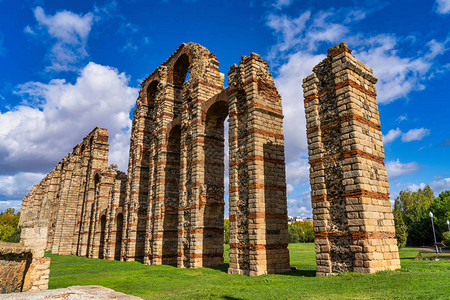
<box><xmin>288</xmin><ymin>216</ymin><xmax>313</xmax><ymax>224</ymax></box>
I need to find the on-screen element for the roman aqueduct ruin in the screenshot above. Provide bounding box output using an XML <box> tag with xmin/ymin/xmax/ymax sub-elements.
<box><xmin>19</xmin><ymin>42</ymin><xmax>400</xmax><ymax>277</ymax></box>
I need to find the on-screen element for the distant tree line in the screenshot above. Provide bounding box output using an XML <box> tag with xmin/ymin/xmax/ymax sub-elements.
<box><xmin>223</xmin><ymin>219</ymin><xmax>314</xmax><ymax>244</ymax></box>
<box><xmin>0</xmin><ymin>208</ymin><xmax>21</xmax><ymax>243</ymax></box>
<box><xmin>393</xmin><ymin>186</ymin><xmax>450</xmax><ymax>248</ymax></box>
<box><xmin>288</xmin><ymin>221</ymin><xmax>314</xmax><ymax>243</ymax></box>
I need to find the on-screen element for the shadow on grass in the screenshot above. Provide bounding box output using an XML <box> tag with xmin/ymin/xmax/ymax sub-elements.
<box><xmin>221</xmin><ymin>296</ymin><xmax>244</xmax><ymax>300</ymax></box>
<box><xmin>208</xmin><ymin>263</ymin><xmax>316</xmax><ymax>277</ymax></box>
<box><xmin>277</xmin><ymin>269</ymin><xmax>316</xmax><ymax>277</ymax></box>
<box><xmin>209</xmin><ymin>263</ymin><xmax>229</xmax><ymax>273</ymax></box>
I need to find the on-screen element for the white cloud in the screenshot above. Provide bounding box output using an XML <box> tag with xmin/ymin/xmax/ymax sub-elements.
<box><xmin>0</xmin><ymin>172</ymin><xmax>45</xmax><ymax>199</ymax></box>
<box><xmin>407</xmin><ymin>182</ymin><xmax>427</xmax><ymax>192</ymax></box>
<box><xmin>26</xmin><ymin>6</ymin><xmax>93</xmax><ymax>72</ymax></box>
<box><xmin>267</xmin><ymin>8</ymin><xmax>450</xmax><ymax>105</ymax></box>
<box><xmin>0</xmin><ymin>201</ymin><xmax>22</xmax><ymax>213</ymax></box>
<box><xmin>287</xmin><ymin>190</ymin><xmax>312</xmax><ymax>217</ymax></box>
<box><xmin>436</xmin><ymin>0</ymin><xmax>450</xmax><ymax>14</ymax></box>
<box><xmin>266</xmin><ymin>11</ymin><xmax>311</xmax><ymax>53</ymax></box>
<box><xmin>272</xmin><ymin>0</ymin><xmax>294</xmax><ymax>10</ymax></box>
<box><xmin>386</xmin><ymin>159</ymin><xmax>420</xmax><ymax>178</ymax></box>
<box><xmin>354</xmin><ymin>35</ymin><xmax>431</xmax><ymax>103</ymax></box>
<box><xmin>275</xmin><ymin>51</ymin><xmax>324</xmax><ymax>161</ymax></box>
<box><xmin>430</xmin><ymin>177</ymin><xmax>450</xmax><ymax>195</ymax></box>
<box><xmin>0</xmin><ymin>62</ymin><xmax>137</xmax><ymax>176</ymax></box>
<box><xmin>383</xmin><ymin>128</ymin><xmax>402</xmax><ymax>145</ymax></box>
<box><xmin>285</xmin><ymin>158</ymin><xmax>309</xmax><ymax>186</ymax></box>
<box><xmin>401</xmin><ymin>128</ymin><xmax>430</xmax><ymax>142</ymax></box>
<box><xmin>397</xmin><ymin>115</ymin><xmax>407</xmax><ymax>122</ymax></box>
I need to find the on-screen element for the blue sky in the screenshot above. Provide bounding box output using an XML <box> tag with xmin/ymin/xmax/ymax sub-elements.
<box><xmin>0</xmin><ymin>0</ymin><xmax>449</xmax><ymax>216</ymax></box>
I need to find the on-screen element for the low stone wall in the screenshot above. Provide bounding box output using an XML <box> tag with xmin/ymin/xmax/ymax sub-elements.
<box><xmin>0</xmin><ymin>242</ymin><xmax>50</xmax><ymax>294</ymax></box>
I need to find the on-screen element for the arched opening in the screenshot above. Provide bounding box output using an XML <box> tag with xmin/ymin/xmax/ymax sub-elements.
<box><xmin>87</xmin><ymin>173</ymin><xmax>100</xmax><ymax>256</ymax></box>
<box><xmin>146</xmin><ymin>80</ymin><xmax>158</xmax><ymax>108</ymax></box>
<box><xmin>172</xmin><ymin>54</ymin><xmax>190</xmax><ymax>120</ymax></box>
<box><xmin>162</xmin><ymin>124</ymin><xmax>181</xmax><ymax>264</ymax></box>
<box><xmin>172</xmin><ymin>54</ymin><xmax>190</xmax><ymax>87</ymax></box>
<box><xmin>99</xmin><ymin>214</ymin><xmax>106</xmax><ymax>259</ymax></box>
<box><xmin>80</xmin><ymin>144</ymin><xmax>85</xmax><ymax>156</ymax></box>
<box><xmin>89</xmin><ymin>136</ymin><xmax>94</xmax><ymax>149</ymax></box>
<box><xmin>115</xmin><ymin>213</ymin><xmax>123</xmax><ymax>260</ymax></box>
<box><xmin>202</xmin><ymin>100</ymin><xmax>228</xmax><ymax>267</ymax></box>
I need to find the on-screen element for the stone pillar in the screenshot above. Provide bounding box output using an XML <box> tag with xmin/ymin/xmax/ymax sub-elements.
<box><xmin>227</xmin><ymin>53</ymin><xmax>290</xmax><ymax>276</ymax></box>
<box><xmin>124</xmin><ymin>100</ymin><xmax>154</xmax><ymax>261</ymax></box>
<box><xmin>77</xmin><ymin>128</ymin><xmax>109</xmax><ymax>257</ymax></box>
<box><xmin>303</xmin><ymin>42</ymin><xmax>400</xmax><ymax>276</ymax></box>
<box><xmin>178</xmin><ymin>46</ymin><xmax>225</xmax><ymax>268</ymax></box>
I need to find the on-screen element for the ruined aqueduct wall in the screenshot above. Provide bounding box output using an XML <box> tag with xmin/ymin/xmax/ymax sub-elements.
<box><xmin>19</xmin><ymin>42</ymin><xmax>400</xmax><ymax>277</ymax></box>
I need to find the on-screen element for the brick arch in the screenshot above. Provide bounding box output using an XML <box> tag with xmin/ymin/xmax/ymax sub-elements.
<box><xmin>144</xmin><ymin>80</ymin><xmax>159</xmax><ymax>107</ymax></box>
<box><xmin>167</xmin><ymin>46</ymin><xmax>194</xmax><ymax>86</ymax></box>
<box><xmin>98</xmin><ymin>209</ymin><xmax>107</xmax><ymax>221</ymax></box>
<box><xmin>115</xmin><ymin>207</ymin><xmax>123</xmax><ymax>219</ymax></box>
<box><xmin>201</xmin><ymin>91</ymin><xmax>228</xmax><ymax>124</ymax></box>
<box><xmin>165</xmin><ymin>116</ymin><xmax>181</xmax><ymax>141</ymax></box>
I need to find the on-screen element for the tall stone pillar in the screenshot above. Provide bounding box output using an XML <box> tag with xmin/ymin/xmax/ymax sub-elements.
<box><xmin>227</xmin><ymin>53</ymin><xmax>290</xmax><ymax>276</ymax></box>
<box><xmin>123</xmin><ymin>95</ymin><xmax>154</xmax><ymax>261</ymax></box>
<box><xmin>178</xmin><ymin>46</ymin><xmax>225</xmax><ymax>269</ymax></box>
<box><xmin>303</xmin><ymin>42</ymin><xmax>400</xmax><ymax>276</ymax></box>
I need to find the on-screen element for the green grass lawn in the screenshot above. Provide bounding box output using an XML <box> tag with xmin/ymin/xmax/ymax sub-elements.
<box><xmin>47</xmin><ymin>244</ymin><xmax>450</xmax><ymax>299</ymax></box>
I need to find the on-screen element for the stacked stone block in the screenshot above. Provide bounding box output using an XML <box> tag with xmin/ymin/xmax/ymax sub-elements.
<box><xmin>21</xmin><ymin>43</ymin><xmax>290</xmax><ymax>276</ymax></box>
<box><xmin>227</xmin><ymin>53</ymin><xmax>290</xmax><ymax>276</ymax></box>
<box><xmin>302</xmin><ymin>42</ymin><xmax>400</xmax><ymax>275</ymax></box>
<box><xmin>19</xmin><ymin>127</ymin><xmax>127</xmax><ymax>262</ymax></box>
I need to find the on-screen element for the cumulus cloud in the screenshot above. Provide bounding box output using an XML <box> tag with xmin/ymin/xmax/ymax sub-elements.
<box><xmin>287</xmin><ymin>190</ymin><xmax>312</xmax><ymax>217</ymax></box>
<box><xmin>26</xmin><ymin>6</ymin><xmax>93</xmax><ymax>72</ymax></box>
<box><xmin>267</xmin><ymin>8</ymin><xmax>450</xmax><ymax>105</ymax></box>
<box><xmin>383</xmin><ymin>128</ymin><xmax>402</xmax><ymax>145</ymax></box>
<box><xmin>430</xmin><ymin>177</ymin><xmax>450</xmax><ymax>194</ymax></box>
<box><xmin>436</xmin><ymin>0</ymin><xmax>450</xmax><ymax>14</ymax></box>
<box><xmin>401</xmin><ymin>128</ymin><xmax>430</xmax><ymax>142</ymax></box>
<box><xmin>275</xmin><ymin>51</ymin><xmax>324</xmax><ymax>161</ymax></box>
<box><xmin>0</xmin><ymin>62</ymin><xmax>137</xmax><ymax>176</ymax></box>
<box><xmin>355</xmin><ymin>35</ymin><xmax>432</xmax><ymax>103</ymax></box>
<box><xmin>397</xmin><ymin>115</ymin><xmax>407</xmax><ymax>122</ymax></box>
<box><xmin>0</xmin><ymin>172</ymin><xmax>46</xmax><ymax>200</ymax></box>
<box><xmin>285</xmin><ymin>158</ymin><xmax>309</xmax><ymax>186</ymax></box>
<box><xmin>272</xmin><ymin>0</ymin><xmax>294</xmax><ymax>10</ymax></box>
<box><xmin>0</xmin><ymin>201</ymin><xmax>22</xmax><ymax>213</ymax></box>
<box><xmin>386</xmin><ymin>159</ymin><xmax>420</xmax><ymax>178</ymax></box>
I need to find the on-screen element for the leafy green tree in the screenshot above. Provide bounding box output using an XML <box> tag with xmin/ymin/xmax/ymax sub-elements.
<box><xmin>288</xmin><ymin>221</ymin><xmax>314</xmax><ymax>243</ymax></box>
<box><xmin>223</xmin><ymin>219</ymin><xmax>229</xmax><ymax>244</ymax></box>
<box><xmin>394</xmin><ymin>185</ymin><xmax>435</xmax><ymax>246</ymax></box>
<box><xmin>0</xmin><ymin>208</ymin><xmax>21</xmax><ymax>242</ymax></box>
<box><xmin>288</xmin><ymin>226</ymin><xmax>300</xmax><ymax>243</ymax></box>
<box><xmin>429</xmin><ymin>191</ymin><xmax>450</xmax><ymax>241</ymax></box>
<box><xmin>392</xmin><ymin>207</ymin><xmax>408</xmax><ymax>248</ymax></box>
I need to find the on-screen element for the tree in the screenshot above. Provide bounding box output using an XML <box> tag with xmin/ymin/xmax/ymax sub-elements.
<box><xmin>393</xmin><ymin>207</ymin><xmax>408</xmax><ymax>248</ymax></box>
<box><xmin>288</xmin><ymin>221</ymin><xmax>314</xmax><ymax>243</ymax></box>
<box><xmin>429</xmin><ymin>191</ymin><xmax>450</xmax><ymax>241</ymax></box>
<box><xmin>393</xmin><ymin>186</ymin><xmax>450</xmax><ymax>246</ymax></box>
<box><xmin>223</xmin><ymin>219</ymin><xmax>229</xmax><ymax>244</ymax></box>
<box><xmin>0</xmin><ymin>208</ymin><xmax>21</xmax><ymax>242</ymax></box>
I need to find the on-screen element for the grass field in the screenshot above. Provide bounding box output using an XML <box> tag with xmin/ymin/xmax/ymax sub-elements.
<box><xmin>47</xmin><ymin>244</ymin><xmax>450</xmax><ymax>299</ymax></box>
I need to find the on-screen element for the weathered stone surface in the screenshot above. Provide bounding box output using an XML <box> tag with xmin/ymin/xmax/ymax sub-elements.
<box><xmin>2</xmin><ymin>285</ymin><xmax>143</xmax><ymax>299</ymax></box>
<box><xmin>20</xmin><ymin>43</ymin><xmax>290</xmax><ymax>277</ymax></box>
<box><xmin>303</xmin><ymin>42</ymin><xmax>401</xmax><ymax>276</ymax></box>
<box><xmin>0</xmin><ymin>241</ymin><xmax>50</xmax><ymax>294</ymax></box>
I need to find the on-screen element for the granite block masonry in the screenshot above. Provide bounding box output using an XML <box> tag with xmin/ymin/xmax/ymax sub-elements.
<box><xmin>302</xmin><ymin>42</ymin><xmax>401</xmax><ymax>275</ymax></box>
<box><xmin>19</xmin><ymin>43</ymin><xmax>290</xmax><ymax>276</ymax></box>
